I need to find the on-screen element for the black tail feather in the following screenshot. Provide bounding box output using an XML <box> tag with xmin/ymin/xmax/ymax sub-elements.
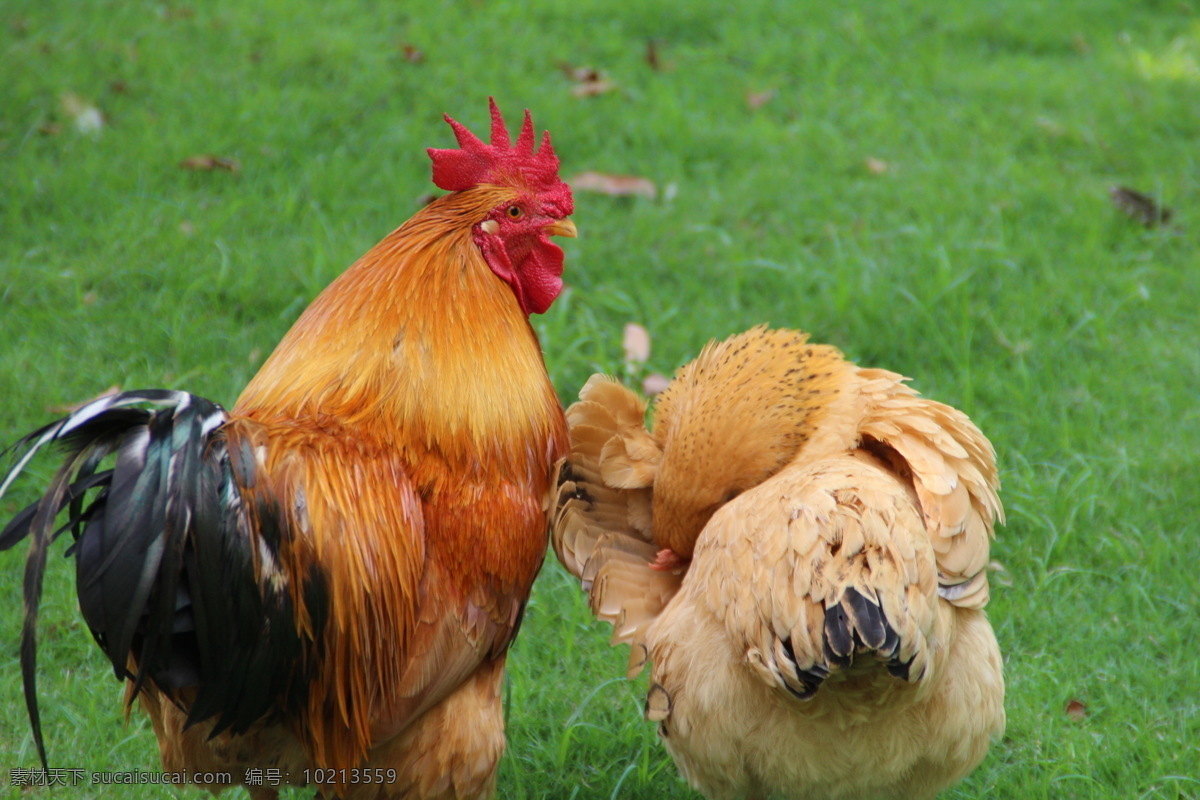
<box><xmin>0</xmin><ymin>390</ymin><xmax>327</xmax><ymax>766</ymax></box>
<box><xmin>1</xmin><ymin>470</ymin><xmax>111</xmax><ymax>553</ymax></box>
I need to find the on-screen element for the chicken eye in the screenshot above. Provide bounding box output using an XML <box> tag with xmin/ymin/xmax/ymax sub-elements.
<box><xmin>506</xmin><ymin>205</ymin><xmax>523</xmax><ymax>219</ymax></box>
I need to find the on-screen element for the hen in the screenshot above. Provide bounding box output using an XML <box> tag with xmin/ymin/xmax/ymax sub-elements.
<box><xmin>0</xmin><ymin>99</ymin><xmax>575</xmax><ymax>799</ymax></box>
<box><xmin>552</xmin><ymin>326</ymin><xmax>1005</xmax><ymax>800</ymax></box>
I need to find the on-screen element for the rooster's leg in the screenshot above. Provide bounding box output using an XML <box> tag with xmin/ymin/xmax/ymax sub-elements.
<box><xmin>360</xmin><ymin>659</ymin><xmax>506</xmax><ymax>799</ymax></box>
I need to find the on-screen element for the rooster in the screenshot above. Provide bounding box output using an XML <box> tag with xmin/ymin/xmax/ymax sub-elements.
<box><xmin>552</xmin><ymin>326</ymin><xmax>1005</xmax><ymax>800</ymax></box>
<box><xmin>0</xmin><ymin>99</ymin><xmax>576</xmax><ymax>800</ymax></box>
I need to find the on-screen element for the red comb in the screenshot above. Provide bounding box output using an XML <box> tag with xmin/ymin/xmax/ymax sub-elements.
<box><xmin>427</xmin><ymin>98</ymin><xmax>567</xmax><ymax>198</ymax></box>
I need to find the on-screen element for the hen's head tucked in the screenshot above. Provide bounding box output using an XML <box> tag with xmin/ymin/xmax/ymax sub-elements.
<box><xmin>428</xmin><ymin>98</ymin><xmax>576</xmax><ymax>315</ymax></box>
<box><xmin>649</xmin><ymin>327</ymin><xmax>852</xmax><ymax>558</ymax></box>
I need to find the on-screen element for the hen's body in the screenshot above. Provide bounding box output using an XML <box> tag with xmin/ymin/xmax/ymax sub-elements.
<box><xmin>1</xmin><ymin>104</ymin><xmax>573</xmax><ymax>799</ymax></box>
<box><xmin>649</xmin><ymin>463</ymin><xmax>1004</xmax><ymax>800</ymax></box>
<box><xmin>553</xmin><ymin>327</ymin><xmax>1005</xmax><ymax>800</ymax></box>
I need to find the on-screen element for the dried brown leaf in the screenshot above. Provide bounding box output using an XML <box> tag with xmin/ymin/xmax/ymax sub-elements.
<box><xmin>400</xmin><ymin>43</ymin><xmax>425</xmax><ymax>63</ymax></box>
<box><xmin>646</xmin><ymin>40</ymin><xmax>661</xmax><ymax>70</ymax></box>
<box><xmin>558</xmin><ymin>63</ymin><xmax>602</xmax><ymax>82</ymax></box>
<box><xmin>746</xmin><ymin>89</ymin><xmax>776</xmax><ymax>110</ymax></box>
<box><xmin>645</xmin><ymin>40</ymin><xmax>673</xmax><ymax>71</ymax></box>
<box><xmin>1064</xmin><ymin>699</ymin><xmax>1087</xmax><ymax>722</ymax></box>
<box><xmin>865</xmin><ymin>157</ymin><xmax>889</xmax><ymax>175</ymax></box>
<box><xmin>47</xmin><ymin>385</ymin><xmax>121</xmax><ymax>415</ymax></box>
<box><xmin>38</xmin><ymin>122</ymin><xmax>62</xmax><ymax>137</ymax></box>
<box><xmin>179</xmin><ymin>154</ymin><xmax>240</xmax><ymax>173</ymax></box>
<box><xmin>109</xmin><ymin>80</ymin><xmax>130</xmax><ymax>94</ymax></box>
<box><xmin>572</xmin><ymin>78</ymin><xmax>618</xmax><ymax>98</ymax></box>
<box><xmin>1109</xmin><ymin>185</ymin><xmax>1172</xmax><ymax>228</ymax></box>
<box><xmin>642</xmin><ymin>373</ymin><xmax>670</xmax><ymax>396</ymax></box>
<box><xmin>558</xmin><ymin>62</ymin><xmax>618</xmax><ymax>97</ymax></box>
<box><xmin>623</xmin><ymin>323</ymin><xmax>651</xmax><ymax>367</ymax></box>
<box><xmin>570</xmin><ymin>171</ymin><xmax>657</xmax><ymax>199</ymax></box>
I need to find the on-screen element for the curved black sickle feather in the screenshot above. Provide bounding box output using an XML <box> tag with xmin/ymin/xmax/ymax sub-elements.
<box><xmin>19</xmin><ymin>458</ymin><xmax>82</xmax><ymax>767</ymax></box>
<box><xmin>0</xmin><ymin>390</ymin><xmax>328</xmax><ymax>767</ymax></box>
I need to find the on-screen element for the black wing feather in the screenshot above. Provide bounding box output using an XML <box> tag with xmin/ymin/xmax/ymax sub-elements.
<box><xmin>777</xmin><ymin>586</ymin><xmax>916</xmax><ymax>701</ymax></box>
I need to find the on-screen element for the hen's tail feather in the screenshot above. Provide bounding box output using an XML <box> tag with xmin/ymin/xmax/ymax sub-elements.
<box><xmin>772</xmin><ymin>587</ymin><xmax>914</xmax><ymax>701</ymax></box>
<box><xmin>551</xmin><ymin>378</ymin><xmax>682</xmax><ymax>678</ymax></box>
<box><xmin>0</xmin><ymin>389</ymin><xmax>326</xmax><ymax>767</ymax></box>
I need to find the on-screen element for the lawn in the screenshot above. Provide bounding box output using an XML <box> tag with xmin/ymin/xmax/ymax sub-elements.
<box><xmin>1</xmin><ymin>0</ymin><xmax>1198</xmax><ymax>798</ymax></box>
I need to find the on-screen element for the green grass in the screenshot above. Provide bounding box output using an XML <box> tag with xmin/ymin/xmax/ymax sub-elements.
<box><xmin>2</xmin><ymin>0</ymin><xmax>1198</xmax><ymax>797</ymax></box>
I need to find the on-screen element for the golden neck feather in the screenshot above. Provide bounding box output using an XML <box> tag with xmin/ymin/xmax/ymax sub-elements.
<box><xmin>234</xmin><ymin>188</ymin><xmax>564</xmax><ymax>463</ymax></box>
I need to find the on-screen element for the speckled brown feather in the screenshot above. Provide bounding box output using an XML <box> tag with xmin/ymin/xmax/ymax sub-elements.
<box><xmin>651</xmin><ymin>327</ymin><xmax>857</xmax><ymax>558</ymax></box>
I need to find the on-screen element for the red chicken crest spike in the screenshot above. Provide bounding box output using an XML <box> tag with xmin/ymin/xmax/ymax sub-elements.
<box><xmin>428</xmin><ymin>98</ymin><xmax>565</xmax><ymax>194</ymax></box>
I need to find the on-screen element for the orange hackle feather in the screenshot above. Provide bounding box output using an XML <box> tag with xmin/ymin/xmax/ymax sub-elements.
<box><xmin>233</xmin><ymin>185</ymin><xmax>568</xmax><ymax>772</ymax></box>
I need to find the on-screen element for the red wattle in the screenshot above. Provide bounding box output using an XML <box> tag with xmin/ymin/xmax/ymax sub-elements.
<box><xmin>477</xmin><ymin>230</ymin><xmax>564</xmax><ymax>316</ymax></box>
<box><xmin>521</xmin><ymin>239</ymin><xmax>564</xmax><ymax>315</ymax></box>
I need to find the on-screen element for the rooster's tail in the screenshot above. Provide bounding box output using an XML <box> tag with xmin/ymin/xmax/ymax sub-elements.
<box><xmin>0</xmin><ymin>390</ymin><xmax>325</xmax><ymax>768</ymax></box>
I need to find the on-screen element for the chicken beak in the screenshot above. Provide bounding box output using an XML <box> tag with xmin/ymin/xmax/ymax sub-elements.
<box><xmin>543</xmin><ymin>219</ymin><xmax>578</xmax><ymax>238</ymax></box>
